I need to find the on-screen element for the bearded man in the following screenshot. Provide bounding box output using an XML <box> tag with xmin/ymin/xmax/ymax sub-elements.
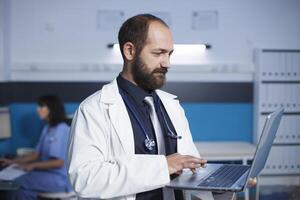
<box><xmin>67</xmin><ymin>14</ymin><xmax>206</xmax><ymax>200</ymax></box>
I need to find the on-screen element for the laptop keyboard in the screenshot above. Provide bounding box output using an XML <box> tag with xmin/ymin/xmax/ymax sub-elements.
<box><xmin>198</xmin><ymin>165</ymin><xmax>250</xmax><ymax>188</ymax></box>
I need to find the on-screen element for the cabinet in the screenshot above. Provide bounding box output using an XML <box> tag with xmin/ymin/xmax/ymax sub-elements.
<box><xmin>253</xmin><ymin>49</ymin><xmax>300</xmax><ymax>199</ymax></box>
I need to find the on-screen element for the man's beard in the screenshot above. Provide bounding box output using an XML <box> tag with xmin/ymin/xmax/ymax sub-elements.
<box><xmin>131</xmin><ymin>56</ymin><xmax>168</xmax><ymax>91</ymax></box>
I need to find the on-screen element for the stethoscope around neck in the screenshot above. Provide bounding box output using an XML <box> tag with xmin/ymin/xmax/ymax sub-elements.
<box><xmin>119</xmin><ymin>89</ymin><xmax>181</xmax><ymax>152</ymax></box>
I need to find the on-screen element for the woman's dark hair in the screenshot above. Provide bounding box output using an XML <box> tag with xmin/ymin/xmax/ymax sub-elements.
<box><xmin>118</xmin><ymin>14</ymin><xmax>169</xmax><ymax>60</ymax></box>
<box><xmin>37</xmin><ymin>95</ymin><xmax>66</xmax><ymax>127</ymax></box>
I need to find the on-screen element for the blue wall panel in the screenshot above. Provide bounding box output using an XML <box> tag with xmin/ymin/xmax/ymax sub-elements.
<box><xmin>182</xmin><ymin>103</ymin><xmax>253</xmax><ymax>142</ymax></box>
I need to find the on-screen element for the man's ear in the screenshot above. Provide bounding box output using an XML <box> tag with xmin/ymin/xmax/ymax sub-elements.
<box><xmin>123</xmin><ymin>42</ymin><xmax>136</xmax><ymax>61</ymax></box>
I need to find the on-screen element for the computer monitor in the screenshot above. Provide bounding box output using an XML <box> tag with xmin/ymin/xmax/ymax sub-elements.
<box><xmin>0</xmin><ymin>107</ymin><xmax>11</xmax><ymax>139</ymax></box>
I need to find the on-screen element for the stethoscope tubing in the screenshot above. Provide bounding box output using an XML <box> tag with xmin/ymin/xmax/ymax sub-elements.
<box><xmin>119</xmin><ymin>89</ymin><xmax>152</xmax><ymax>141</ymax></box>
<box><xmin>119</xmin><ymin>89</ymin><xmax>182</xmax><ymax>151</ymax></box>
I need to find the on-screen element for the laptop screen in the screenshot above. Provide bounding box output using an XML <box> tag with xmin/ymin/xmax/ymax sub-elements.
<box><xmin>248</xmin><ymin>108</ymin><xmax>283</xmax><ymax>179</ymax></box>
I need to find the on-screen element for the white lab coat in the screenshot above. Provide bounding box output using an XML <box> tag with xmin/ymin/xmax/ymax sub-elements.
<box><xmin>67</xmin><ymin>79</ymin><xmax>200</xmax><ymax>200</ymax></box>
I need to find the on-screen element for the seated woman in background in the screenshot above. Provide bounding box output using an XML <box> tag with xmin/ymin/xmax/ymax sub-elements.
<box><xmin>1</xmin><ymin>95</ymin><xmax>72</xmax><ymax>200</ymax></box>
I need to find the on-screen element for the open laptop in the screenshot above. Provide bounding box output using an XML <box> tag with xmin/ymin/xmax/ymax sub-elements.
<box><xmin>167</xmin><ymin>108</ymin><xmax>284</xmax><ymax>192</ymax></box>
<box><xmin>0</xmin><ymin>164</ymin><xmax>27</xmax><ymax>190</ymax></box>
<box><xmin>0</xmin><ymin>164</ymin><xmax>27</xmax><ymax>181</ymax></box>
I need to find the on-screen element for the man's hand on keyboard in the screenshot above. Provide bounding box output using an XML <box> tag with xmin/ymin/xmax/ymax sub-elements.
<box><xmin>167</xmin><ymin>153</ymin><xmax>207</xmax><ymax>175</ymax></box>
<box><xmin>0</xmin><ymin>158</ymin><xmax>14</xmax><ymax>166</ymax></box>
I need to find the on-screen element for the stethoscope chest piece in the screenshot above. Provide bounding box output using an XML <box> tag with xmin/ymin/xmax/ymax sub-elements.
<box><xmin>144</xmin><ymin>138</ymin><xmax>156</xmax><ymax>151</ymax></box>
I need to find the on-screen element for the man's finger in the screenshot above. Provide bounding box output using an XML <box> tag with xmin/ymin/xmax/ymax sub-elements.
<box><xmin>183</xmin><ymin>157</ymin><xmax>207</xmax><ymax>165</ymax></box>
<box><xmin>183</xmin><ymin>162</ymin><xmax>205</xmax><ymax>169</ymax></box>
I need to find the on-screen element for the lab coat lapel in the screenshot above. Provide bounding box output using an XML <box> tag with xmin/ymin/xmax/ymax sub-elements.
<box><xmin>101</xmin><ymin>79</ymin><xmax>135</xmax><ymax>155</ymax></box>
<box><xmin>156</xmin><ymin>90</ymin><xmax>183</xmax><ymax>140</ymax></box>
<box><xmin>159</xmin><ymin>95</ymin><xmax>186</xmax><ymax>154</ymax></box>
<box><xmin>157</xmin><ymin>90</ymin><xmax>199</xmax><ymax>157</ymax></box>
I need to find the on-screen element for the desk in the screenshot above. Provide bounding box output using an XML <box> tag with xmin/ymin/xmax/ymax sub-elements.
<box><xmin>194</xmin><ymin>142</ymin><xmax>256</xmax><ymax>200</ymax></box>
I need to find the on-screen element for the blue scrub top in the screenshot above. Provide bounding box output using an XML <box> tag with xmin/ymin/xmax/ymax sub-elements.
<box><xmin>35</xmin><ymin>122</ymin><xmax>70</xmax><ymax>182</ymax></box>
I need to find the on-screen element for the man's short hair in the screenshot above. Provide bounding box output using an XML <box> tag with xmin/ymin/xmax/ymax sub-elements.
<box><xmin>118</xmin><ymin>14</ymin><xmax>169</xmax><ymax>60</ymax></box>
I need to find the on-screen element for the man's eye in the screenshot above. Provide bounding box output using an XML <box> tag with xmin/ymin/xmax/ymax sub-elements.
<box><xmin>153</xmin><ymin>52</ymin><xmax>161</xmax><ymax>56</ymax></box>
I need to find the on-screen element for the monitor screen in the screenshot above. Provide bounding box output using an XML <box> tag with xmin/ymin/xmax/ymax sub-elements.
<box><xmin>0</xmin><ymin>107</ymin><xmax>11</xmax><ymax>139</ymax></box>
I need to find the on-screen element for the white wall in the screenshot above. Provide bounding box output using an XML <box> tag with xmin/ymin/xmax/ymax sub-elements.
<box><xmin>0</xmin><ymin>0</ymin><xmax>4</xmax><ymax>81</ymax></box>
<box><xmin>0</xmin><ymin>0</ymin><xmax>11</xmax><ymax>82</ymax></box>
<box><xmin>4</xmin><ymin>0</ymin><xmax>300</xmax><ymax>81</ymax></box>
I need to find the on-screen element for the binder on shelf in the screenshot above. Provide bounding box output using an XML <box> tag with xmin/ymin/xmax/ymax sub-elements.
<box><xmin>277</xmin><ymin>116</ymin><xmax>284</xmax><ymax>143</ymax></box>
<box><xmin>296</xmin><ymin>116</ymin><xmax>300</xmax><ymax>141</ymax></box>
<box><xmin>286</xmin><ymin>53</ymin><xmax>295</xmax><ymax>81</ymax></box>
<box><xmin>262</xmin><ymin>52</ymin><xmax>274</xmax><ymax>80</ymax></box>
<box><xmin>296</xmin><ymin>85</ymin><xmax>300</xmax><ymax>107</ymax></box>
<box><xmin>285</xmin><ymin>53</ymin><xmax>290</xmax><ymax>80</ymax></box>
<box><xmin>287</xmin><ymin>116</ymin><xmax>291</xmax><ymax>142</ymax></box>
<box><xmin>278</xmin><ymin>84</ymin><xmax>284</xmax><ymax>108</ymax></box>
<box><xmin>267</xmin><ymin>84</ymin><xmax>273</xmax><ymax>112</ymax></box>
<box><xmin>269</xmin><ymin>84</ymin><xmax>279</xmax><ymax>110</ymax></box>
<box><xmin>293</xmin><ymin>53</ymin><xmax>300</xmax><ymax>80</ymax></box>
<box><xmin>284</xmin><ymin>84</ymin><xmax>290</xmax><ymax>109</ymax></box>
<box><xmin>292</xmin><ymin>84</ymin><xmax>297</xmax><ymax>109</ymax></box>
<box><xmin>278</xmin><ymin>52</ymin><xmax>285</xmax><ymax>81</ymax></box>
<box><xmin>296</xmin><ymin>122</ymin><xmax>299</xmax><ymax>141</ymax></box>
<box><xmin>260</xmin><ymin>84</ymin><xmax>267</xmax><ymax>110</ymax></box>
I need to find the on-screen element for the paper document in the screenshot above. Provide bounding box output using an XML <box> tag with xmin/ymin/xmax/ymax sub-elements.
<box><xmin>0</xmin><ymin>164</ymin><xmax>27</xmax><ymax>181</ymax></box>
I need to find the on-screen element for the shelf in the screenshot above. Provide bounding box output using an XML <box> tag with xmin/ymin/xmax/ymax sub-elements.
<box><xmin>254</xmin><ymin>49</ymin><xmax>300</xmax><ymax>176</ymax></box>
<box><xmin>261</xmin><ymin>80</ymin><xmax>300</xmax><ymax>84</ymax></box>
<box><xmin>261</xmin><ymin>112</ymin><xmax>300</xmax><ymax>115</ymax></box>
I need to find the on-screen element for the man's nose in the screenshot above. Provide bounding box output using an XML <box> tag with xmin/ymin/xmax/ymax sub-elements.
<box><xmin>161</xmin><ymin>56</ymin><xmax>171</xmax><ymax>68</ymax></box>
